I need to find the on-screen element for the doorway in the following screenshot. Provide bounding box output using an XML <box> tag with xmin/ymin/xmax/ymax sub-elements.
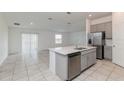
<box><xmin>21</xmin><ymin>33</ymin><xmax>38</xmax><ymax>55</ymax></box>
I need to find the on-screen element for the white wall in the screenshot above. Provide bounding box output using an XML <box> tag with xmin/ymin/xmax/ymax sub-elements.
<box><xmin>112</xmin><ymin>12</ymin><xmax>124</xmax><ymax>66</ymax></box>
<box><xmin>68</xmin><ymin>31</ymin><xmax>86</xmax><ymax>46</ymax></box>
<box><xmin>8</xmin><ymin>28</ymin><xmax>86</xmax><ymax>54</ymax></box>
<box><xmin>8</xmin><ymin>28</ymin><xmax>70</xmax><ymax>54</ymax></box>
<box><xmin>8</xmin><ymin>29</ymin><xmax>21</xmax><ymax>54</ymax></box>
<box><xmin>0</xmin><ymin>13</ymin><xmax>8</xmax><ymax>64</ymax></box>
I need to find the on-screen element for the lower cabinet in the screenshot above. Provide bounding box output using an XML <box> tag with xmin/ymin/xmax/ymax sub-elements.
<box><xmin>81</xmin><ymin>49</ymin><xmax>96</xmax><ymax>71</ymax></box>
<box><xmin>81</xmin><ymin>52</ymin><xmax>88</xmax><ymax>71</ymax></box>
<box><xmin>87</xmin><ymin>51</ymin><xmax>96</xmax><ymax>67</ymax></box>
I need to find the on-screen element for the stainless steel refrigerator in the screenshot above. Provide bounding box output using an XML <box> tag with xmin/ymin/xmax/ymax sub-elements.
<box><xmin>88</xmin><ymin>31</ymin><xmax>105</xmax><ymax>59</ymax></box>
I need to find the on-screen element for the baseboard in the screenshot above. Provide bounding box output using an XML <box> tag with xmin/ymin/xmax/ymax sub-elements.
<box><xmin>104</xmin><ymin>58</ymin><xmax>112</xmax><ymax>61</ymax></box>
<box><xmin>8</xmin><ymin>52</ymin><xmax>19</xmax><ymax>55</ymax></box>
<box><xmin>38</xmin><ymin>49</ymin><xmax>49</xmax><ymax>53</ymax></box>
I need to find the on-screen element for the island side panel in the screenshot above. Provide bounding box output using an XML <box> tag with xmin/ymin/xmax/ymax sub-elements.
<box><xmin>56</xmin><ymin>53</ymin><xmax>68</xmax><ymax>80</ymax></box>
<box><xmin>49</xmin><ymin>51</ymin><xmax>56</xmax><ymax>74</ymax></box>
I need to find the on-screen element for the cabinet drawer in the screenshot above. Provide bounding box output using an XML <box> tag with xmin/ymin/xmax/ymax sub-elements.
<box><xmin>87</xmin><ymin>49</ymin><xmax>96</xmax><ymax>53</ymax></box>
<box><xmin>81</xmin><ymin>49</ymin><xmax>96</xmax><ymax>55</ymax></box>
<box><xmin>81</xmin><ymin>50</ymin><xmax>88</xmax><ymax>55</ymax></box>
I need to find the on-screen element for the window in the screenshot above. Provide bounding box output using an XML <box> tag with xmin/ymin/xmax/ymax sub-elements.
<box><xmin>22</xmin><ymin>33</ymin><xmax>38</xmax><ymax>54</ymax></box>
<box><xmin>55</xmin><ymin>34</ymin><xmax>62</xmax><ymax>44</ymax></box>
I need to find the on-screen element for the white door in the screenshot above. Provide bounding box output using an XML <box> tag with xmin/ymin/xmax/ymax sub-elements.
<box><xmin>112</xmin><ymin>13</ymin><xmax>124</xmax><ymax>67</ymax></box>
<box><xmin>22</xmin><ymin>33</ymin><xmax>38</xmax><ymax>55</ymax></box>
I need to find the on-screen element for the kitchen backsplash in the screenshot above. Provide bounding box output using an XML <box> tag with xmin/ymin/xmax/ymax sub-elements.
<box><xmin>105</xmin><ymin>39</ymin><xmax>112</xmax><ymax>46</ymax></box>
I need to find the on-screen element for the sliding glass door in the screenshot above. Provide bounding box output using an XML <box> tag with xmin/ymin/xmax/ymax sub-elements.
<box><xmin>21</xmin><ymin>33</ymin><xmax>38</xmax><ymax>55</ymax></box>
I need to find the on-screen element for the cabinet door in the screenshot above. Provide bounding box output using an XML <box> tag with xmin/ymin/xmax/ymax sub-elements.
<box><xmin>96</xmin><ymin>23</ymin><xmax>105</xmax><ymax>32</ymax></box>
<box><xmin>91</xmin><ymin>25</ymin><xmax>97</xmax><ymax>32</ymax></box>
<box><xmin>87</xmin><ymin>51</ymin><xmax>96</xmax><ymax>67</ymax></box>
<box><xmin>91</xmin><ymin>51</ymin><xmax>96</xmax><ymax>65</ymax></box>
<box><xmin>104</xmin><ymin>46</ymin><xmax>112</xmax><ymax>60</ymax></box>
<box><xmin>81</xmin><ymin>54</ymin><xmax>87</xmax><ymax>71</ymax></box>
<box><xmin>105</xmin><ymin>22</ymin><xmax>112</xmax><ymax>39</ymax></box>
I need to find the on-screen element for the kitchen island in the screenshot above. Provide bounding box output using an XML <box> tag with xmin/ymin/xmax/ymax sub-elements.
<box><xmin>49</xmin><ymin>45</ymin><xmax>96</xmax><ymax>80</ymax></box>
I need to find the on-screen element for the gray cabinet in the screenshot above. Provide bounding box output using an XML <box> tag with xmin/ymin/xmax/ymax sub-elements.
<box><xmin>104</xmin><ymin>46</ymin><xmax>112</xmax><ymax>60</ymax></box>
<box><xmin>87</xmin><ymin>51</ymin><xmax>96</xmax><ymax>67</ymax></box>
<box><xmin>81</xmin><ymin>52</ymin><xmax>88</xmax><ymax>71</ymax></box>
<box><xmin>90</xmin><ymin>22</ymin><xmax>112</xmax><ymax>39</ymax></box>
<box><xmin>91</xmin><ymin>25</ymin><xmax>97</xmax><ymax>32</ymax></box>
<box><xmin>81</xmin><ymin>49</ymin><xmax>96</xmax><ymax>71</ymax></box>
<box><xmin>96</xmin><ymin>23</ymin><xmax>105</xmax><ymax>31</ymax></box>
<box><xmin>105</xmin><ymin>22</ymin><xmax>112</xmax><ymax>39</ymax></box>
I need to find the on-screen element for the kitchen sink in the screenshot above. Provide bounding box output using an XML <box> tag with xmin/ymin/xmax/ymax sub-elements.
<box><xmin>74</xmin><ymin>47</ymin><xmax>87</xmax><ymax>50</ymax></box>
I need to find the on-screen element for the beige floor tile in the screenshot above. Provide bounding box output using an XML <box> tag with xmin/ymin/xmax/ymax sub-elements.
<box><xmin>27</xmin><ymin>64</ymin><xmax>40</xmax><ymax>70</ymax></box>
<box><xmin>107</xmin><ymin>70</ymin><xmax>124</xmax><ymax>81</ymax></box>
<box><xmin>28</xmin><ymin>69</ymin><xmax>41</xmax><ymax>77</ymax></box>
<box><xmin>13</xmin><ymin>77</ymin><xmax>29</xmax><ymax>81</ymax></box>
<box><xmin>12</xmin><ymin>71</ymin><xmax>28</xmax><ymax>81</ymax></box>
<box><xmin>83</xmin><ymin>69</ymin><xmax>95</xmax><ymax>75</ymax></box>
<box><xmin>1</xmin><ymin>51</ymin><xmax>124</xmax><ymax>81</ymax></box>
<box><xmin>42</xmin><ymin>69</ymin><xmax>61</xmax><ymax>81</ymax></box>
<box><xmin>84</xmin><ymin>76</ymin><xmax>97</xmax><ymax>81</ymax></box>
<box><xmin>38</xmin><ymin>64</ymin><xmax>48</xmax><ymax>71</ymax></box>
<box><xmin>113</xmin><ymin>66</ymin><xmax>124</xmax><ymax>76</ymax></box>
<box><xmin>0</xmin><ymin>73</ymin><xmax>13</xmax><ymax>80</ymax></box>
<box><xmin>88</xmin><ymin>66</ymin><xmax>98</xmax><ymax>71</ymax></box>
<box><xmin>92</xmin><ymin>62</ymin><xmax>103</xmax><ymax>69</ymax></box>
<box><xmin>101</xmin><ymin>64</ymin><xmax>114</xmax><ymax>72</ymax></box>
<box><xmin>0</xmin><ymin>76</ymin><xmax>12</xmax><ymax>81</ymax></box>
<box><xmin>29</xmin><ymin>73</ymin><xmax>46</xmax><ymax>81</ymax></box>
<box><xmin>73</xmin><ymin>73</ymin><xmax>88</xmax><ymax>81</ymax></box>
<box><xmin>45</xmin><ymin>75</ymin><xmax>61</xmax><ymax>81</ymax></box>
<box><xmin>89</xmin><ymin>71</ymin><xmax>108</xmax><ymax>80</ymax></box>
<box><xmin>95</xmin><ymin>67</ymin><xmax>112</xmax><ymax>76</ymax></box>
<box><xmin>14</xmin><ymin>67</ymin><xmax>27</xmax><ymax>74</ymax></box>
<box><xmin>103</xmin><ymin>61</ymin><xmax>115</xmax><ymax>68</ymax></box>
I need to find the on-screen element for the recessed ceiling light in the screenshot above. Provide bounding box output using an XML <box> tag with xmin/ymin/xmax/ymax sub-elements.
<box><xmin>48</xmin><ymin>18</ymin><xmax>53</xmax><ymax>20</ymax></box>
<box><xmin>88</xmin><ymin>14</ymin><xmax>92</xmax><ymax>17</ymax></box>
<box><xmin>30</xmin><ymin>22</ymin><xmax>33</xmax><ymax>25</ymax></box>
<box><xmin>67</xmin><ymin>12</ymin><xmax>71</xmax><ymax>14</ymax></box>
<box><xmin>14</xmin><ymin>22</ymin><xmax>20</xmax><ymax>26</ymax></box>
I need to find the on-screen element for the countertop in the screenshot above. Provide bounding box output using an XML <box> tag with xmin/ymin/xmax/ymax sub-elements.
<box><xmin>49</xmin><ymin>45</ymin><xmax>96</xmax><ymax>55</ymax></box>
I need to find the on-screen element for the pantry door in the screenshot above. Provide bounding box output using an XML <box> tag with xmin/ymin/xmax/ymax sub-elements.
<box><xmin>112</xmin><ymin>13</ymin><xmax>124</xmax><ymax>67</ymax></box>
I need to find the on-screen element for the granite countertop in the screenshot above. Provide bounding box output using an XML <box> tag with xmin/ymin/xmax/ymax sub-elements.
<box><xmin>49</xmin><ymin>45</ymin><xmax>96</xmax><ymax>55</ymax></box>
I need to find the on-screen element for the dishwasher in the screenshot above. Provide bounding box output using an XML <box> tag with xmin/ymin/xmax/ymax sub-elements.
<box><xmin>68</xmin><ymin>52</ymin><xmax>81</xmax><ymax>80</ymax></box>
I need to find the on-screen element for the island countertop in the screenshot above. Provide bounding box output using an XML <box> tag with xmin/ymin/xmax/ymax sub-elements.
<box><xmin>49</xmin><ymin>45</ymin><xmax>96</xmax><ymax>55</ymax></box>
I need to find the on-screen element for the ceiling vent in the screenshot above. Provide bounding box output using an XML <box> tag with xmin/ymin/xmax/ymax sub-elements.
<box><xmin>48</xmin><ymin>18</ymin><xmax>53</xmax><ymax>20</ymax></box>
<box><xmin>14</xmin><ymin>22</ymin><xmax>20</xmax><ymax>26</ymax></box>
<box><xmin>66</xmin><ymin>12</ymin><xmax>71</xmax><ymax>14</ymax></box>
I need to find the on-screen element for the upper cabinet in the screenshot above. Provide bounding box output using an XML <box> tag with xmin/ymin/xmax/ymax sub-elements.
<box><xmin>96</xmin><ymin>23</ymin><xmax>105</xmax><ymax>31</ymax></box>
<box><xmin>90</xmin><ymin>21</ymin><xmax>112</xmax><ymax>39</ymax></box>
<box><xmin>91</xmin><ymin>25</ymin><xmax>97</xmax><ymax>32</ymax></box>
<box><xmin>105</xmin><ymin>22</ymin><xmax>112</xmax><ymax>39</ymax></box>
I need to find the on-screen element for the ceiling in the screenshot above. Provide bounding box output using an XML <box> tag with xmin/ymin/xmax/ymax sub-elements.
<box><xmin>5</xmin><ymin>12</ymin><xmax>111</xmax><ymax>32</ymax></box>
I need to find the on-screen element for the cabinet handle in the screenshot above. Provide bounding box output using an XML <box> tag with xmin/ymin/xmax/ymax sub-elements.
<box><xmin>113</xmin><ymin>45</ymin><xmax>116</xmax><ymax>47</ymax></box>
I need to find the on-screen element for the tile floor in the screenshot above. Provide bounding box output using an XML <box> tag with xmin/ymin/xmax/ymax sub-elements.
<box><xmin>1</xmin><ymin>50</ymin><xmax>124</xmax><ymax>81</ymax></box>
